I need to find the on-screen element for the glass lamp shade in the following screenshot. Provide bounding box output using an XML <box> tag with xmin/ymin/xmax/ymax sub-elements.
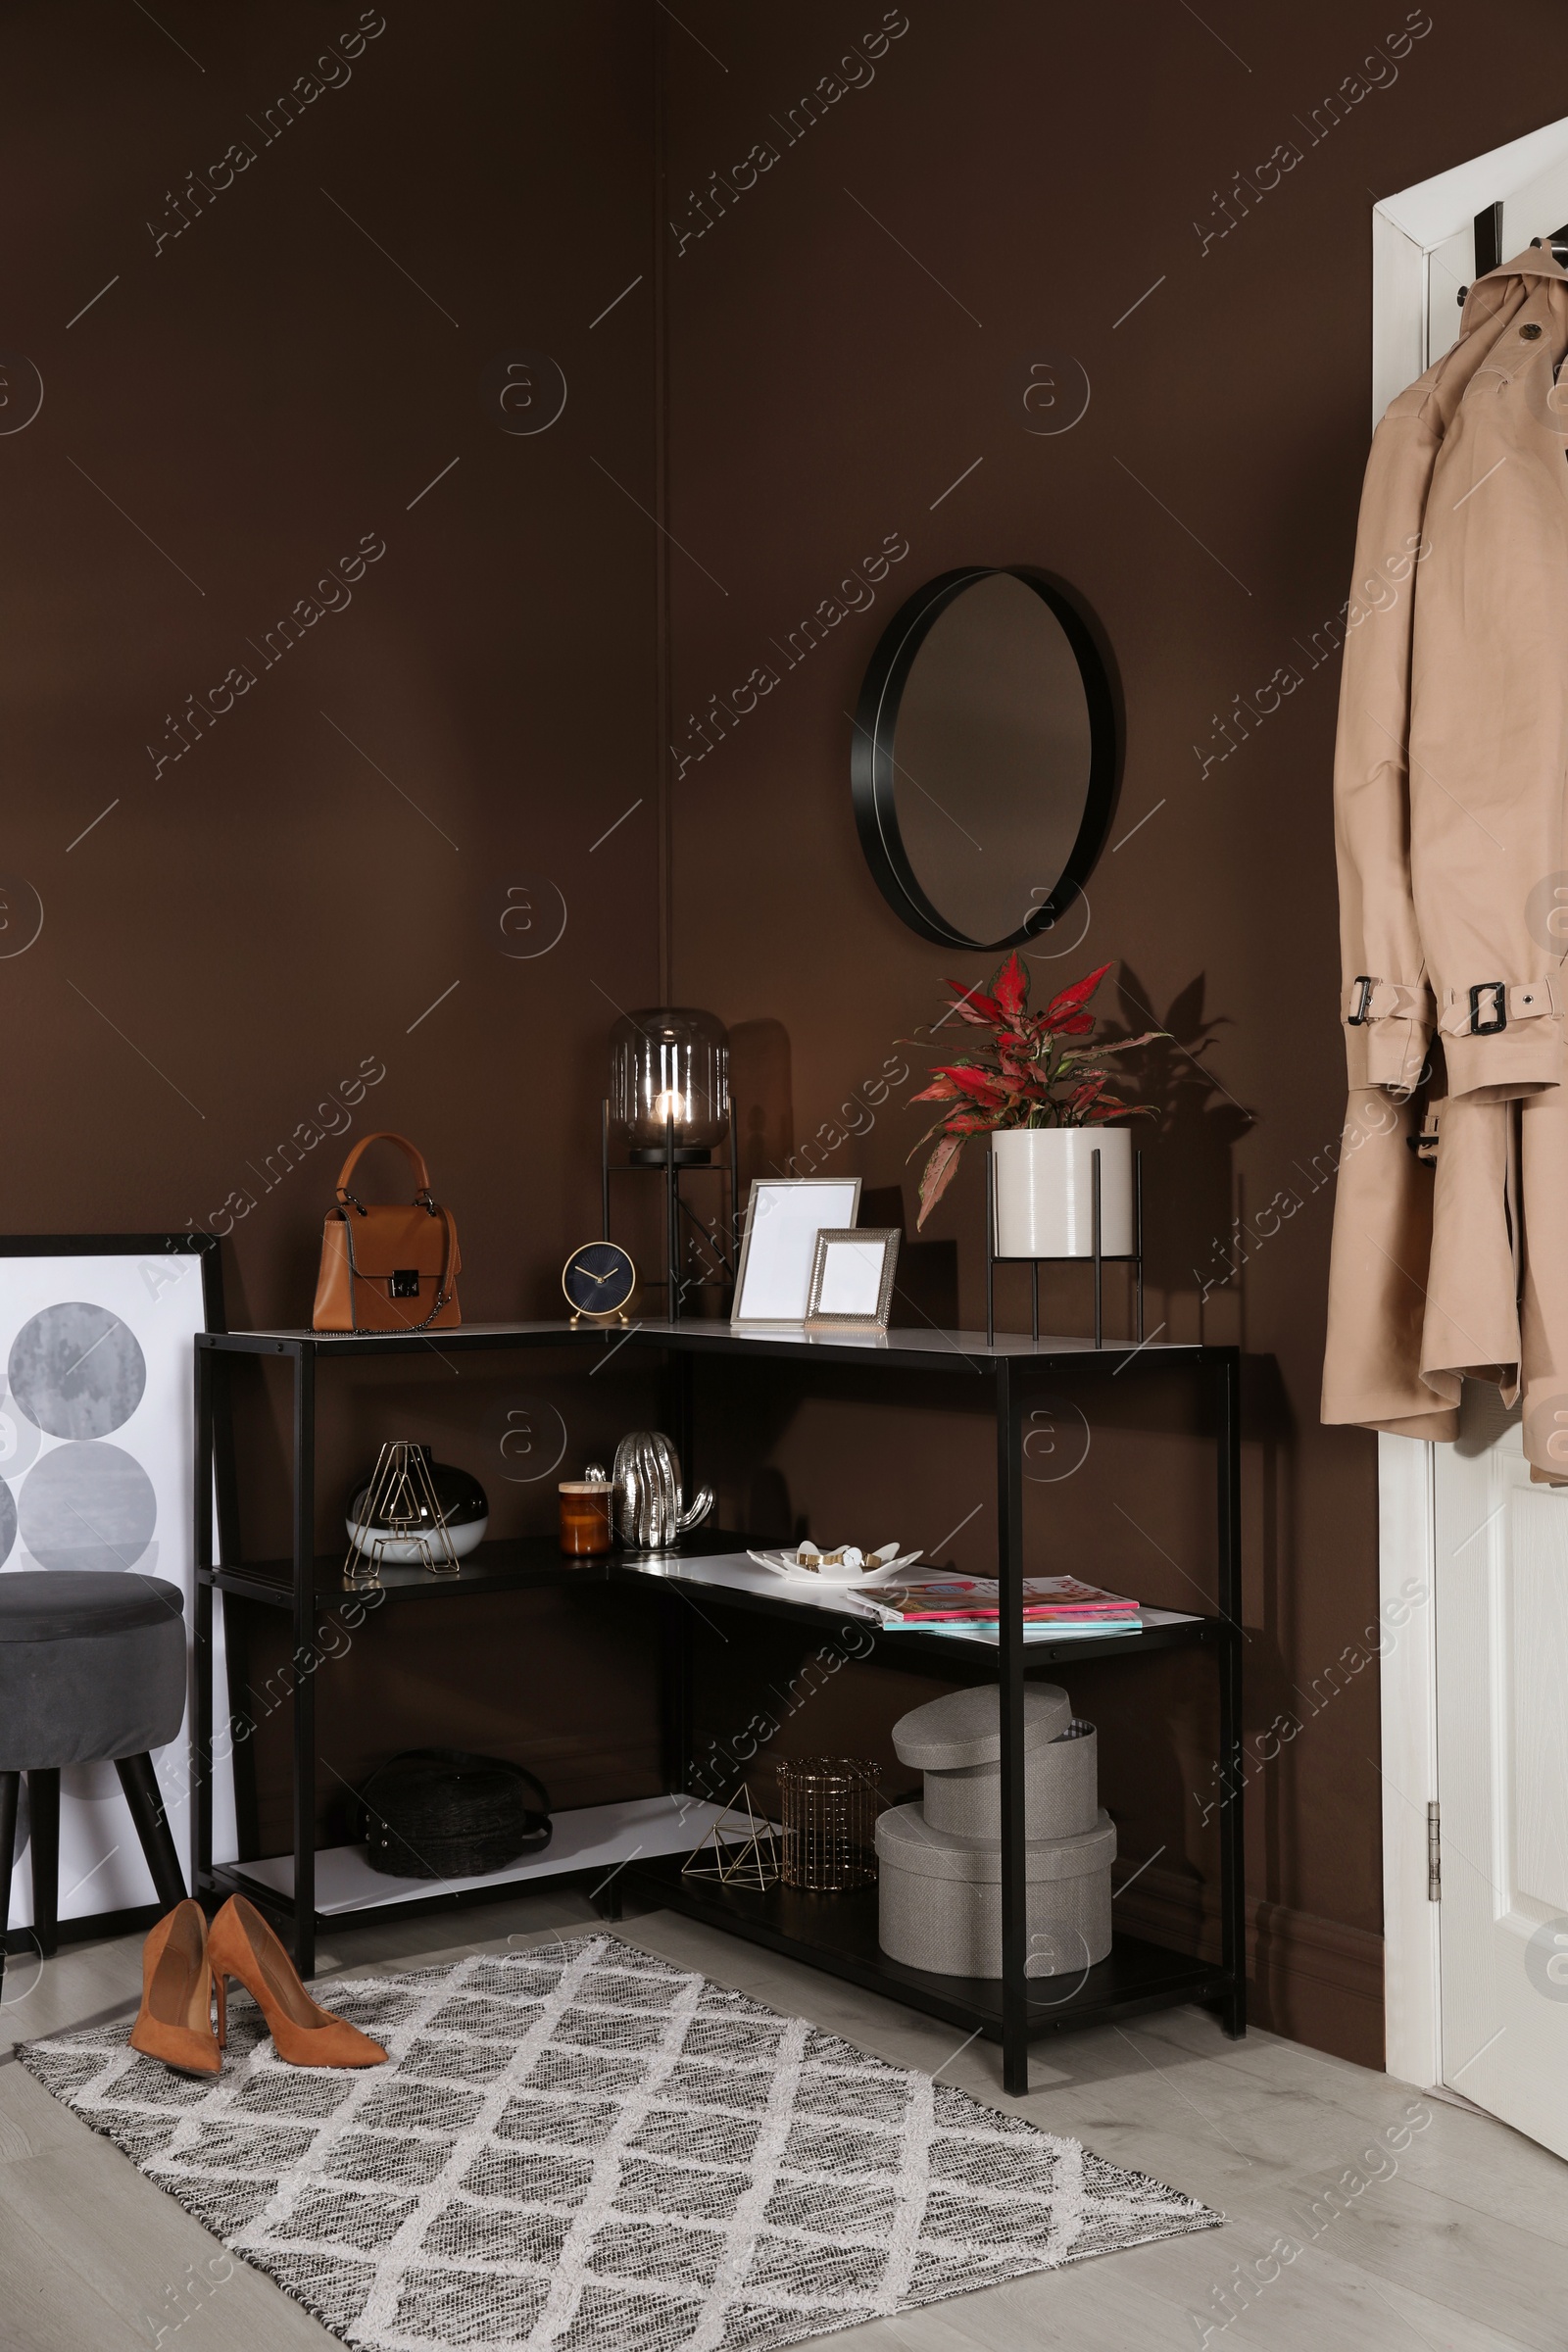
<box><xmin>611</xmin><ymin>1007</ymin><xmax>730</xmax><ymax>1161</ymax></box>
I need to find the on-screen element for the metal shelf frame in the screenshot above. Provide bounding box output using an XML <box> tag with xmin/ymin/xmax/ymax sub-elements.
<box><xmin>192</xmin><ymin>1317</ymin><xmax>1244</xmax><ymax>2097</ymax></box>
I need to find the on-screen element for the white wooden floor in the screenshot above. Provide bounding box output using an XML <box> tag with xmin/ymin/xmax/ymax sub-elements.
<box><xmin>1</xmin><ymin>1886</ymin><xmax>1564</xmax><ymax>2351</ymax></box>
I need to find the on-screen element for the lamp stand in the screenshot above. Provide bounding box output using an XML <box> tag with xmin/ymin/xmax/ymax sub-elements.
<box><xmin>601</xmin><ymin>1098</ymin><xmax>740</xmax><ymax>1320</ymax></box>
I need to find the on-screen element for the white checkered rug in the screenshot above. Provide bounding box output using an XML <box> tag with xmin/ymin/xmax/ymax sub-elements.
<box><xmin>21</xmin><ymin>1932</ymin><xmax>1218</xmax><ymax>2350</ymax></box>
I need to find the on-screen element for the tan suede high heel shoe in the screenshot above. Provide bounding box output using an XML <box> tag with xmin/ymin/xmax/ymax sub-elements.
<box><xmin>128</xmin><ymin>1899</ymin><xmax>221</xmax><ymax>2076</ymax></box>
<box><xmin>207</xmin><ymin>1894</ymin><xmax>387</xmax><ymax>2068</ymax></box>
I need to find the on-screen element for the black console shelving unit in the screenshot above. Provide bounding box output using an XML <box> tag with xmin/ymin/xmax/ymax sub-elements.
<box><xmin>192</xmin><ymin>1318</ymin><xmax>1244</xmax><ymax>2097</ymax></box>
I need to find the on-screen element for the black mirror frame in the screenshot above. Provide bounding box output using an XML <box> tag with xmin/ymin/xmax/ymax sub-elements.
<box><xmin>850</xmin><ymin>564</ymin><xmax>1122</xmax><ymax>952</ymax></box>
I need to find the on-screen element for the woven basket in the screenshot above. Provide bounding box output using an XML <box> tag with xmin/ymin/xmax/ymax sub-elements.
<box><xmin>355</xmin><ymin>1749</ymin><xmax>552</xmax><ymax>1880</ymax></box>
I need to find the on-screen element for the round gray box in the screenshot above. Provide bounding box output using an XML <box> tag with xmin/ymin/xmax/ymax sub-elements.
<box><xmin>892</xmin><ymin>1685</ymin><xmax>1099</xmax><ymax>1841</ymax></box>
<box><xmin>876</xmin><ymin>1800</ymin><xmax>1116</xmax><ymax>1979</ymax></box>
<box><xmin>892</xmin><ymin>1684</ymin><xmax>1070</xmax><ymax>1768</ymax></box>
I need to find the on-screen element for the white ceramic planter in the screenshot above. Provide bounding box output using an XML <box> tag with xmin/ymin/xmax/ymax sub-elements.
<box><xmin>991</xmin><ymin>1127</ymin><xmax>1135</xmax><ymax>1259</ymax></box>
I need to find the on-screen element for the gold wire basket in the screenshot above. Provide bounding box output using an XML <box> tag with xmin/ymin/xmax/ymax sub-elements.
<box><xmin>775</xmin><ymin>1756</ymin><xmax>881</xmax><ymax>1891</ymax></box>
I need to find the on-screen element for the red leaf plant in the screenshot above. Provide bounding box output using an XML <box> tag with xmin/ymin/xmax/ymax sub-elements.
<box><xmin>908</xmin><ymin>956</ymin><xmax>1160</xmax><ymax>1228</ymax></box>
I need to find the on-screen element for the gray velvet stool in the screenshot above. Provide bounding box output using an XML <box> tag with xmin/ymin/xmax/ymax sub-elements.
<box><xmin>0</xmin><ymin>1571</ymin><xmax>188</xmax><ymax>1984</ymax></box>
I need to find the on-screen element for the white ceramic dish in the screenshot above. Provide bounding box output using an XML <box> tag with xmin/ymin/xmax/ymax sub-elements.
<box><xmin>745</xmin><ymin>1544</ymin><xmax>922</xmax><ymax>1586</ymax></box>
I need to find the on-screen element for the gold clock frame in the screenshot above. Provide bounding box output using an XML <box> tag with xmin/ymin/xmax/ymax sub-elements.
<box><xmin>561</xmin><ymin>1242</ymin><xmax>637</xmax><ymax>1326</ymax></box>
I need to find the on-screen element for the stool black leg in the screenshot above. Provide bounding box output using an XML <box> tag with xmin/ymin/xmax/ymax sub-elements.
<box><xmin>115</xmin><ymin>1753</ymin><xmax>186</xmax><ymax>1912</ymax></box>
<box><xmin>28</xmin><ymin>1769</ymin><xmax>59</xmax><ymax>1958</ymax></box>
<box><xmin>0</xmin><ymin>1771</ymin><xmax>19</xmax><ymax>1998</ymax></box>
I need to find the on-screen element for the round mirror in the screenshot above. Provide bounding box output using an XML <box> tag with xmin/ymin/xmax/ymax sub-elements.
<box><xmin>851</xmin><ymin>566</ymin><xmax>1119</xmax><ymax>950</ymax></box>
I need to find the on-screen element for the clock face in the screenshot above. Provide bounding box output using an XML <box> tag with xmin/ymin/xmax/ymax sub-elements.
<box><xmin>563</xmin><ymin>1241</ymin><xmax>637</xmax><ymax>1317</ymax></box>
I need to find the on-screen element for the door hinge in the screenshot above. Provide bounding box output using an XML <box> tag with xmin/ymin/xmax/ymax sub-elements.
<box><xmin>1427</xmin><ymin>1800</ymin><xmax>1442</xmax><ymax>1901</ymax></box>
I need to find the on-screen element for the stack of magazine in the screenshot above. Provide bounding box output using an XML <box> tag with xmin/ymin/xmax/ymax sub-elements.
<box><xmin>854</xmin><ymin>1571</ymin><xmax>1143</xmax><ymax>1645</ymax></box>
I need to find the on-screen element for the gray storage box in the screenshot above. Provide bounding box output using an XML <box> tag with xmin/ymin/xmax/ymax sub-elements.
<box><xmin>876</xmin><ymin>1801</ymin><xmax>1116</xmax><ymax>1979</ymax></box>
<box><xmin>891</xmin><ymin>1684</ymin><xmax>1099</xmax><ymax>1841</ymax></box>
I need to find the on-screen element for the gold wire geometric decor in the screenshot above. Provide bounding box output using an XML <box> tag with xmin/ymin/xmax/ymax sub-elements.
<box><xmin>343</xmin><ymin>1440</ymin><xmax>463</xmax><ymax>1589</ymax></box>
<box><xmin>681</xmin><ymin>1786</ymin><xmax>780</xmax><ymax>1891</ymax></box>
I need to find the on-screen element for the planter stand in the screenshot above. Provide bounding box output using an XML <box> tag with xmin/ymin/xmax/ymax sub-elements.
<box><xmin>986</xmin><ymin>1145</ymin><xmax>1144</xmax><ymax>1348</ymax></box>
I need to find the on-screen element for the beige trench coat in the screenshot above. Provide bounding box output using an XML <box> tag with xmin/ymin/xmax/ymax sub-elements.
<box><xmin>1323</xmin><ymin>243</ymin><xmax>1568</xmax><ymax>1478</ymax></box>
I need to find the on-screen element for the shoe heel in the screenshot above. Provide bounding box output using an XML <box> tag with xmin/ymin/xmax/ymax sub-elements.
<box><xmin>127</xmin><ymin>1899</ymin><xmax>221</xmax><ymax>2078</ymax></box>
<box><xmin>214</xmin><ymin>1973</ymin><xmax>226</xmax><ymax>2049</ymax></box>
<box><xmin>207</xmin><ymin>1893</ymin><xmax>385</xmax><ymax>2069</ymax></box>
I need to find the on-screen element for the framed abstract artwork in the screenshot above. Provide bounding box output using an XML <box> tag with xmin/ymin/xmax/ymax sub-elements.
<box><xmin>0</xmin><ymin>1234</ymin><xmax>231</xmax><ymax>1940</ymax></box>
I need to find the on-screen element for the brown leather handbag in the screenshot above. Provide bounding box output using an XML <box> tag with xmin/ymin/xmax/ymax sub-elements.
<box><xmin>312</xmin><ymin>1133</ymin><xmax>462</xmax><ymax>1333</ymax></box>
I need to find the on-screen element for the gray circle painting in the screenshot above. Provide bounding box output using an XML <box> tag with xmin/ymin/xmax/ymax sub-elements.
<box><xmin>0</xmin><ymin>1381</ymin><xmax>40</xmax><ymax>1480</ymax></box>
<box><xmin>9</xmin><ymin>1302</ymin><xmax>146</xmax><ymax>1440</ymax></box>
<box><xmin>0</xmin><ymin>1477</ymin><xmax>15</xmax><ymax>1566</ymax></box>
<box><xmin>18</xmin><ymin>1441</ymin><xmax>157</xmax><ymax>1571</ymax></box>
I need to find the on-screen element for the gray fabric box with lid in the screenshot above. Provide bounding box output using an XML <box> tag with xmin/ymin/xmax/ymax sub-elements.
<box><xmin>876</xmin><ymin>1801</ymin><xmax>1116</xmax><ymax>1978</ymax></box>
<box><xmin>890</xmin><ymin>1684</ymin><xmax>1100</xmax><ymax>1841</ymax></box>
<box><xmin>880</xmin><ymin>1684</ymin><xmax>1113</xmax><ymax>1977</ymax></box>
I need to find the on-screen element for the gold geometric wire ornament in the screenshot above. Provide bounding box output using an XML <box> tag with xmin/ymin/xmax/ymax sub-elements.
<box><xmin>681</xmin><ymin>1785</ymin><xmax>781</xmax><ymax>1891</ymax></box>
<box><xmin>343</xmin><ymin>1440</ymin><xmax>463</xmax><ymax>1589</ymax></box>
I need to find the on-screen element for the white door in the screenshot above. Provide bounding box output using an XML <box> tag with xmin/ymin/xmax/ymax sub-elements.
<box><xmin>1425</xmin><ymin>163</ymin><xmax>1568</xmax><ymax>365</ymax></box>
<box><xmin>1427</xmin><ymin>159</ymin><xmax>1568</xmax><ymax>2162</ymax></box>
<box><xmin>1374</xmin><ymin>123</ymin><xmax>1568</xmax><ymax>2152</ymax></box>
<box><xmin>1373</xmin><ymin>123</ymin><xmax>1568</xmax><ymax>418</ymax></box>
<box><xmin>1434</xmin><ymin>1385</ymin><xmax>1568</xmax><ymax>2159</ymax></box>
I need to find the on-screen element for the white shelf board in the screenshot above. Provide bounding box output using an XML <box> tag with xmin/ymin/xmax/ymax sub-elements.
<box><xmin>235</xmin><ymin>1792</ymin><xmax>726</xmax><ymax>1915</ymax></box>
<box><xmin>237</xmin><ymin>1316</ymin><xmax>1194</xmax><ymax>1359</ymax></box>
<box><xmin>877</xmin><ymin>1606</ymin><xmax>1197</xmax><ymax>1648</ymax></box>
<box><xmin>626</xmin><ymin>1549</ymin><xmax>889</xmax><ymax>1617</ymax></box>
<box><xmin>627</xmin><ymin>1551</ymin><xmax>1201</xmax><ymax>1640</ymax></box>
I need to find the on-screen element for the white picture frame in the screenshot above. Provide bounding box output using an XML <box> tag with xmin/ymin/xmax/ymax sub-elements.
<box><xmin>730</xmin><ymin>1179</ymin><xmax>861</xmax><ymax>1323</ymax></box>
<box><xmin>806</xmin><ymin>1229</ymin><xmax>901</xmax><ymax>1329</ymax></box>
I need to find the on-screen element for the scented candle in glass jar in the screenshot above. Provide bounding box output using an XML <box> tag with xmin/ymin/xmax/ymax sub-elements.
<box><xmin>558</xmin><ymin>1473</ymin><xmax>613</xmax><ymax>1556</ymax></box>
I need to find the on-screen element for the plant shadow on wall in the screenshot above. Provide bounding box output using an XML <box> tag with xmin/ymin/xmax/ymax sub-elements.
<box><xmin>1100</xmin><ymin>967</ymin><xmax>1255</xmax><ymax>1323</ymax></box>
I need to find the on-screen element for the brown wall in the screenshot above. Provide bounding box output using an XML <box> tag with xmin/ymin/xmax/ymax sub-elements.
<box><xmin>1</xmin><ymin>0</ymin><xmax>661</xmax><ymax>1327</ymax></box>
<box><xmin>0</xmin><ymin>0</ymin><xmax>672</xmax><ymax>1822</ymax></box>
<box><xmin>6</xmin><ymin>1</ymin><xmax>1553</xmax><ymax>2065</ymax></box>
<box><xmin>661</xmin><ymin>0</ymin><xmax>1559</xmax><ymax>2062</ymax></box>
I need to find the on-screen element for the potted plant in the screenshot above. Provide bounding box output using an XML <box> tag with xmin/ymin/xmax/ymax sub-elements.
<box><xmin>909</xmin><ymin>956</ymin><xmax>1157</xmax><ymax>1256</ymax></box>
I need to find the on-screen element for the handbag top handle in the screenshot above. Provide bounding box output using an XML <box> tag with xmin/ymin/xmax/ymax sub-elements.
<box><xmin>333</xmin><ymin>1130</ymin><xmax>434</xmax><ymax>1208</ymax></box>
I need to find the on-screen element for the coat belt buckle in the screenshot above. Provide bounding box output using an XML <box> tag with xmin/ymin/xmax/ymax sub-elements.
<box><xmin>1469</xmin><ymin>982</ymin><xmax>1508</xmax><ymax>1035</ymax></box>
<box><xmin>1348</xmin><ymin>975</ymin><xmax>1376</xmax><ymax>1026</ymax></box>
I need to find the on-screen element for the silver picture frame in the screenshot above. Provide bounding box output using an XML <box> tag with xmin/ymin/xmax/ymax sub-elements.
<box><xmin>730</xmin><ymin>1178</ymin><xmax>862</xmax><ymax>1323</ymax></box>
<box><xmin>805</xmin><ymin>1228</ymin><xmax>901</xmax><ymax>1330</ymax></box>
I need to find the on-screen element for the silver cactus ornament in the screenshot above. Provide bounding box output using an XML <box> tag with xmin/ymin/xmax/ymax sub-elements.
<box><xmin>611</xmin><ymin>1431</ymin><xmax>713</xmax><ymax>1551</ymax></box>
